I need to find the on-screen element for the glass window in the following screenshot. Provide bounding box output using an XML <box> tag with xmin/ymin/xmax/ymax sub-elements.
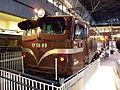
<box><xmin>0</xmin><ymin>38</ymin><xmax>6</xmax><ymax>46</ymax></box>
<box><xmin>38</xmin><ymin>17</ymin><xmax>66</xmax><ymax>35</ymax></box>
<box><xmin>75</xmin><ymin>25</ymin><xmax>85</xmax><ymax>40</ymax></box>
<box><xmin>7</xmin><ymin>39</ymin><xmax>18</xmax><ymax>46</ymax></box>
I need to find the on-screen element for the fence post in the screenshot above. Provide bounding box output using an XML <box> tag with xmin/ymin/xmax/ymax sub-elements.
<box><xmin>55</xmin><ymin>58</ymin><xmax>58</xmax><ymax>80</ymax></box>
<box><xmin>21</xmin><ymin>56</ymin><xmax>24</xmax><ymax>73</ymax></box>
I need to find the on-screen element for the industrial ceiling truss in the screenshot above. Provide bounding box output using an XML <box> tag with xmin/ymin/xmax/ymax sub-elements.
<box><xmin>79</xmin><ymin>0</ymin><xmax>120</xmax><ymax>25</ymax></box>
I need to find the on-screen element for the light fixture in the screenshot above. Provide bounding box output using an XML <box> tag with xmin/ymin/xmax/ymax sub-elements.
<box><xmin>34</xmin><ymin>8</ymin><xmax>38</xmax><ymax>13</ymax></box>
<box><xmin>38</xmin><ymin>8</ymin><xmax>46</xmax><ymax>18</ymax></box>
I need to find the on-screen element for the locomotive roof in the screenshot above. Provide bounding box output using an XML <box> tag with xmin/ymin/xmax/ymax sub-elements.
<box><xmin>42</xmin><ymin>15</ymin><xmax>73</xmax><ymax>21</ymax></box>
<box><xmin>18</xmin><ymin>15</ymin><xmax>90</xmax><ymax>30</ymax></box>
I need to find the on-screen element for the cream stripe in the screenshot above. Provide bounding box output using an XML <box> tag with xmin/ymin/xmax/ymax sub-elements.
<box><xmin>38</xmin><ymin>48</ymin><xmax>84</xmax><ymax>65</ymax></box>
<box><xmin>22</xmin><ymin>47</ymin><xmax>84</xmax><ymax>65</ymax></box>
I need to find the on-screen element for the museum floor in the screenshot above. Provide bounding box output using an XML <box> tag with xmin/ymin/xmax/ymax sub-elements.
<box><xmin>84</xmin><ymin>50</ymin><xmax>120</xmax><ymax>90</ymax></box>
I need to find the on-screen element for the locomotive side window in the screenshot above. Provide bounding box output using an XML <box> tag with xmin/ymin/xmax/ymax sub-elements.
<box><xmin>75</xmin><ymin>25</ymin><xmax>85</xmax><ymax>40</ymax></box>
<box><xmin>38</xmin><ymin>17</ymin><xmax>66</xmax><ymax>35</ymax></box>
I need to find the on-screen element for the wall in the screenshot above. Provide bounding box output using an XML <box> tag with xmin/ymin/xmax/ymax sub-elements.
<box><xmin>0</xmin><ymin>20</ymin><xmax>8</xmax><ymax>28</ymax></box>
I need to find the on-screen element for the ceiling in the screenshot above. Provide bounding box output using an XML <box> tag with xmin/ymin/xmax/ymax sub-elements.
<box><xmin>79</xmin><ymin>0</ymin><xmax>120</xmax><ymax>26</ymax></box>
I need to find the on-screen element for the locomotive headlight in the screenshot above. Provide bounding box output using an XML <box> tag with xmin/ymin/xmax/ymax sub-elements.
<box><xmin>38</xmin><ymin>8</ymin><xmax>45</xmax><ymax>18</ymax></box>
<box><xmin>60</xmin><ymin>57</ymin><xmax>65</xmax><ymax>62</ymax></box>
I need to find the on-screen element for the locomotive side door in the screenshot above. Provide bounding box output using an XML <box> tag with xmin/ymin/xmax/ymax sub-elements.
<box><xmin>73</xmin><ymin>21</ymin><xmax>88</xmax><ymax>67</ymax></box>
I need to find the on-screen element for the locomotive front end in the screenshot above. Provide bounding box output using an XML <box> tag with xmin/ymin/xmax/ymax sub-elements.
<box><xmin>18</xmin><ymin>9</ymin><xmax>75</xmax><ymax>79</ymax></box>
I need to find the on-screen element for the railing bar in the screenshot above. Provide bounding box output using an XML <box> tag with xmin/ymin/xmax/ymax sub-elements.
<box><xmin>43</xmin><ymin>84</ymin><xmax>45</xmax><ymax>90</ymax></box>
<box><xmin>35</xmin><ymin>81</ymin><xmax>38</xmax><ymax>89</ymax></box>
<box><xmin>8</xmin><ymin>73</ymin><xmax>10</xmax><ymax>90</ymax></box>
<box><xmin>48</xmin><ymin>85</ymin><xmax>49</xmax><ymax>90</ymax></box>
<box><xmin>5</xmin><ymin>72</ymin><xmax>8</xmax><ymax>90</ymax></box>
<box><xmin>1</xmin><ymin>71</ymin><xmax>3</xmax><ymax>90</ymax></box>
<box><xmin>10</xmin><ymin>74</ymin><xmax>13</xmax><ymax>90</ymax></box>
<box><xmin>13</xmin><ymin>75</ymin><xmax>16</xmax><ymax>90</ymax></box>
<box><xmin>3</xmin><ymin>71</ymin><xmax>5</xmax><ymax>90</ymax></box>
<box><xmin>16</xmin><ymin>74</ymin><xmax>19</xmax><ymax>90</ymax></box>
<box><xmin>52</xmin><ymin>83</ymin><xmax>54</xmax><ymax>90</ymax></box>
<box><xmin>25</xmin><ymin>78</ymin><xmax>27</xmax><ymax>90</ymax></box>
<box><xmin>32</xmin><ymin>80</ymin><xmax>34</xmax><ymax>90</ymax></box>
<box><xmin>39</xmin><ymin>82</ymin><xmax>41</xmax><ymax>89</ymax></box>
<box><xmin>29</xmin><ymin>79</ymin><xmax>30</xmax><ymax>90</ymax></box>
<box><xmin>22</xmin><ymin>77</ymin><xmax>25</xmax><ymax>90</ymax></box>
<box><xmin>19</xmin><ymin>75</ymin><xmax>22</xmax><ymax>90</ymax></box>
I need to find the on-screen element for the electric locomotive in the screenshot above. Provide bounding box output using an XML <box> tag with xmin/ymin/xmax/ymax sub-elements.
<box><xmin>18</xmin><ymin>9</ymin><xmax>100</xmax><ymax>78</ymax></box>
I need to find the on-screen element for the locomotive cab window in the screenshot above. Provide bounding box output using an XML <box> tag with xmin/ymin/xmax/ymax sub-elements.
<box><xmin>75</xmin><ymin>25</ymin><xmax>86</xmax><ymax>40</ymax></box>
<box><xmin>38</xmin><ymin>17</ymin><xmax>66</xmax><ymax>35</ymax></box>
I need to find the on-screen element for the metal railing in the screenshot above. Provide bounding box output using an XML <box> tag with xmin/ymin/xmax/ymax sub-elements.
<box><xmin>0</xmin><ymin>69</ymin><xmax>60</xmax><ymax>90</ymax></box>
<box><xmin>0</xmin><ymin>58</ymin><xmax>100</xmax><ymax>90</ymax></box>
<box><xmin>0</xmin><ymin>51</ymin><xmax>23</xmax><ymax>72</ymax></box>
<box><xmin>0</xmin><ymin>46</ymin><xmax>100</xmax><ymax>90</ymax></box>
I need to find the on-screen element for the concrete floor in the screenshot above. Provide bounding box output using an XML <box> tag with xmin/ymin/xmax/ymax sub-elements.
<box><xmin>84</xmin><ymin>50</ymin><xmax>120</xmax><ymax>90</ymax></box>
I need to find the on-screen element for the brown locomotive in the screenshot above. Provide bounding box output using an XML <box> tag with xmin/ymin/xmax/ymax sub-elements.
<box><xmin>18</xmin><ymin>9</ymin><xmax>100</xmax><ymax>79</ymax></box>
